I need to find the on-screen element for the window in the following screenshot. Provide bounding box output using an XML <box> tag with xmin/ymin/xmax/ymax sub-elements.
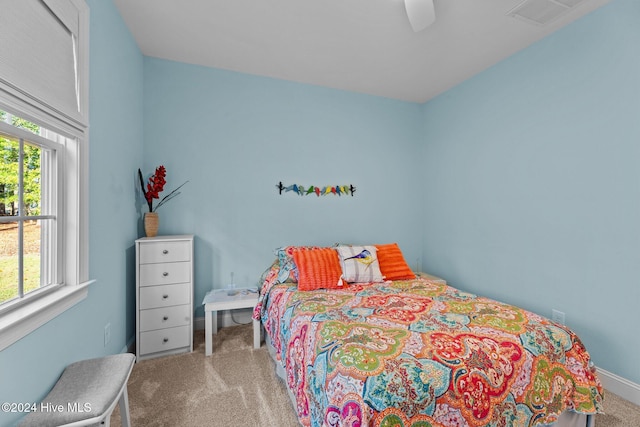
<box><xmin>0</xmin><ymin>113</ymin><xmax>62</xmax><ymax>307</ymax></box>
<box><xmin>0</xmin><ymin>0</ymin><xmax>90</xmax><ymax>351</ymax></box>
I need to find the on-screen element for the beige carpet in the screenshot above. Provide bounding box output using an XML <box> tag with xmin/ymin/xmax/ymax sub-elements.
<box><xmin>110</xmin><ymin>324</ymin><xmax>640</xmax><ymax>426</ymax></box>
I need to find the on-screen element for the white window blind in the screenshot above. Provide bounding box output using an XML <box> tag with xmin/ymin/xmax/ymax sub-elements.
<box><xmin>0</xmin><ymin>0</ymin><xmax>91</xmax><ymax>352</ymax></box>
<box><xmin>0</xmin><ymin>0</ymin><xmax>86</xmax><ymax>131</ymax></box>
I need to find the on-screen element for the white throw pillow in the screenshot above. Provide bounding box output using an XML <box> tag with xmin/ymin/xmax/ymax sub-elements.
<box><xmin>335</xmin><ymin>245</ymin><xmax>385</xmax><ymax>283</ymax></box>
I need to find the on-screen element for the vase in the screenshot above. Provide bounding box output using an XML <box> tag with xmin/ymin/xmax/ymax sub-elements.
<box><xmin>144</xmin><ymin>212</ymin><xmax>159</xmax><ymax>237</ymax></box>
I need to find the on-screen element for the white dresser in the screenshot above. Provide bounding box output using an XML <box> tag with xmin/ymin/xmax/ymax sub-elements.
<box><xmin>135</xmin><ymin>235</ymin><xmax>194</xmax><ymax>360</ymax></box>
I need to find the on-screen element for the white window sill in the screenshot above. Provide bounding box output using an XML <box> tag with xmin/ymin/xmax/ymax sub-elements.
<box><xmin>0</xmin><ymin>280</ymin><xmax>95</xmax><ymax>352</ymax></box>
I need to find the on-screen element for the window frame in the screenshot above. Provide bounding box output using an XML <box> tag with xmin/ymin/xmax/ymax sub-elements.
<box><xmin>0</xmin><ymin>0</ymin><xmax>92</xmax><ymax>352</ymax></box>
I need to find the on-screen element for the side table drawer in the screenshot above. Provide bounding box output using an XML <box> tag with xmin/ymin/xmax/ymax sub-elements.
<box><xmin>139</xmin><ymin>283</ymin><xmax>190</xmax><ymax>309</ymax></box>
<box><xmin>140</xmin><ymin>261</ymin><xmax>190</xmax><ymax>287</ymax></box>
<box><xmin>139</xmin><ymin>326</ymin><xmax>190</xmax><ymax>355</ymax></box>
<box><xmin>140</xmin><ymin>304</ymin><xmax>191</xmax><ymax>332</ymax></box>
<box><xmin>139</xmin><ymin>241</ymin><xmax>191</xmax><ymax>264</ymax></box>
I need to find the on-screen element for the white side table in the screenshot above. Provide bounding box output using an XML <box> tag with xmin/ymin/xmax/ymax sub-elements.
<box><xmin>202</xmin><ymin>288</ymin><xmax>260</xmax><ymax>356</ymax></box>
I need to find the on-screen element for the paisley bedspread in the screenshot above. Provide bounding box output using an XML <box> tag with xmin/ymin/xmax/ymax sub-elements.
<box><xmin>254</xmin><ymin>273</ymin><xmax>603</xmax><ymax>427</ymax></box>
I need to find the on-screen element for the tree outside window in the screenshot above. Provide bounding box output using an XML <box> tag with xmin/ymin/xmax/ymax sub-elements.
<box><xmin>0</xmin><ymin>111</ymin><xmax>48</xmax><ymax>304</ymax></box>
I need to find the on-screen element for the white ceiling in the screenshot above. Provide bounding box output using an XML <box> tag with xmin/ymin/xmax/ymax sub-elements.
<box><xmin>113</xmin><ymin>0</ymin><xmax>612</xmax><ymax>103</ymax></box>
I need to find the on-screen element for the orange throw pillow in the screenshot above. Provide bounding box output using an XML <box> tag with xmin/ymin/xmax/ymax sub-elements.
<box><xmin>292</xmin><ymin>247</ymin><xmax>344</xmax><ymax>291</ymax></box>
<box><xmin>374</xmin><ymin>243</ymin><xmax>416</xmax><ymax>280</ymax></box>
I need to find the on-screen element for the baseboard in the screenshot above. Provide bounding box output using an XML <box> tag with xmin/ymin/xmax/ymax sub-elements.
<box><xmin>194</xmin><ymin>307</ymin><xmax>254</xmax><ymax>331</ymax></box>
<box><xmin>597</xmin><ymin>366</ymin><xmax>640</xmax><ymax>406</ymax></box>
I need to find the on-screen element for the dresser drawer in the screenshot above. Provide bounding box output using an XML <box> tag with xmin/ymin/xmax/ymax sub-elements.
<box><xmin>139</xmin><ymin>241</ymin><xmax>191</xmax><ymax>264</ymax></box>
<box><xmin>139</xmin><ymin>325</ymin><xmax>190</xmax><ymax>355</ymax></box>
<box><xmin>139</xmin><ymin>282</ymin><xmax>191</xmax><ymax>310</ymax></box>
<box><xmin>140</xmin><ymin>304</ymin><xmax>191</xmax><ymax>332</ymax></box>
<box><xmin>140</xmin><ymin>261</ymin><xmax>190</xmax><ymax>287</ymax></box>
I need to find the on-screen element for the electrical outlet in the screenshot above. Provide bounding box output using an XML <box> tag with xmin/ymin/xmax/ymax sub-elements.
<box><xmin>552</xmin><ymin>309</ymin><xmax>565</xmax><ymax>325</ymax></box>
<box><xmin>104</xmin><ymin>323</ymin><xmax>111</xmax><ymax>346</ymax></box>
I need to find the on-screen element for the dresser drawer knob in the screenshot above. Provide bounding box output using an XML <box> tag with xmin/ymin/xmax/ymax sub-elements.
<box><xmin>162</xmin><ymin>249</ymin><xmax>169</xmax><ymax>254</ymax></box>
<box><xmin>162</xmin><ymin>272</ymin><xmax>169</xmax><ymax>277</ymax></box>
<box><xmin>163</xmin><ymin>338</ymin><xmax>169</xmax><ymax>343</ymax></box>
<box><xmin>162</xmin><ymin>294</ymin><xmax>169</xmax><ymax>300</ymax></box>
<box><xmin>163</xmin><ymin>316</ymin><xmax>169</xmax><ymax>321</ymax></box>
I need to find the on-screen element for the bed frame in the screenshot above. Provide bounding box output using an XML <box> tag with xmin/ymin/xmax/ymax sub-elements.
<box><xmin>263</xmin><ymin>328</ymin><xmax>595</xmax><ymax>427</ymax></box>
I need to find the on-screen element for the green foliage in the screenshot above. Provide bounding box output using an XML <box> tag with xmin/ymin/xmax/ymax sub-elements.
<box><xmin>11</xmin><ymin>116</ymin><xmax>39</xmax><ymax>134</ymax></box>
<box><xmin>0</xmin><ymin>112</ymin><xmax>42</xmax><ymax>216</ymax></box>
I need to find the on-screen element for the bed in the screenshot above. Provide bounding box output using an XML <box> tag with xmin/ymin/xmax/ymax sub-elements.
<box><xmin>253</xmin><ymin>244</ymin><xmax>604</xmax><ymax>427</ymax></box>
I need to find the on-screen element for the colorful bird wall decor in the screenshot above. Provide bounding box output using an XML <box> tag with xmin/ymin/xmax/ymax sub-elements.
<box><xmin>277</xmin><ymin>182</ymin><xmax>356</xmax><ymax>197</ymax></box>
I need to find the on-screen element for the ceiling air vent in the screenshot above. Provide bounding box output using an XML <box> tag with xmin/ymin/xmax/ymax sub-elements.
<box><xmin>507</xmin><ymin>0</ymin><xmax>585</xmax><ymax>25</ymax></box>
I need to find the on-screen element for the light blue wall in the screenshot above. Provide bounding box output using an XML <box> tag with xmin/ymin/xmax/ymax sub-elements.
<box><xmin>142</xmin><ymin>58</ymin><xmax>424</xmax><ymax>316</ymax></box>
<box><xmin>2</xmin><ymin>1</ymin><xmax>638</xmax><ymax>425</ymax></box>
<box><xmin>87</xmin><ymin>0</ymin><xmax>144</xmax><ymax>359</ymax></box>
<box><xmin>420</xmin><ymin>0</ymin><xmax>640</xmax><ymax>383</ymax></box>
<box><xmin>0</xmin><ymin>1</ymin><xmax>144</xmax><ymax>425</ymax></box>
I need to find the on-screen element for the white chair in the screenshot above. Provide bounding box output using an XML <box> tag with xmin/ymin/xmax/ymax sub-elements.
<box><xmin>19</xmin><ymin>353</ymin><xmax>136</xmax><ymax>427</ymax></box>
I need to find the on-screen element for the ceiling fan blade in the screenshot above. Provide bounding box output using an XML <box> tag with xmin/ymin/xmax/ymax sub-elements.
<box><xmin>404</xmin><ymin>0</ymin><xmax>436</xmax><ymax>32</ymax></box>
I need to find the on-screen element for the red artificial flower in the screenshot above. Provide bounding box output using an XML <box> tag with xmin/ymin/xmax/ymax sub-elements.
<box><xmin>138</xmin><ymin>165</ymin><xmax>188</xmax><ymax>212</ymax></box>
